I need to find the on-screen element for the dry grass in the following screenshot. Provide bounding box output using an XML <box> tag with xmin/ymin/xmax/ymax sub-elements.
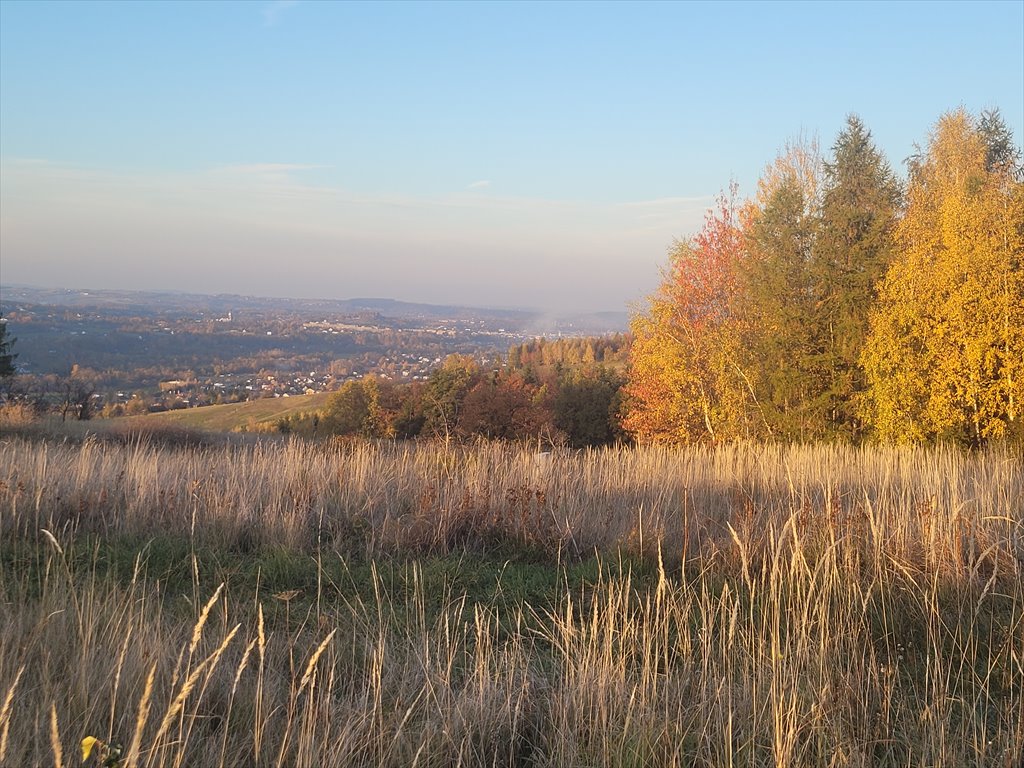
<box><xmin>0</xmin><ymin>401</ymin><xmax>38</xmax><ymax>429</ymax></box>
<box><xmin>0</xmin><ymin>436</ymin><xmax>1021</xmax><ymax>766</ymax></box>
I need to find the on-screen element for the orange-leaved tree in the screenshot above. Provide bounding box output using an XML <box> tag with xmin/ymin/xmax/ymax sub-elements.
<box><xmin>623</xmin><ymin>185</ymin><xmax>753</xmax><ymax>443</ymax></box>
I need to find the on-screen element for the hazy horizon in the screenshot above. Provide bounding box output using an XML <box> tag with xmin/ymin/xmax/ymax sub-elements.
<box><xmin>0</xmin><ymin>280</ymin><xmax>633</xmax><ymax>318</ymax></box>
<box><xmin>1</xmin><ymin>0</ymin><xmax>1021</xmax><ymax>313</ymax></box>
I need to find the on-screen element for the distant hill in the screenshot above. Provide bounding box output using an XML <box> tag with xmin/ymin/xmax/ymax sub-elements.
<box><xmin>123</xmin><ymin>392</ymin><xmax>332</xmax><ymax>433</ymax></box>
<box><xmin>0</xmin><ymin>285</ymin><xmax>629</xmax><ymax>334</ymax></box>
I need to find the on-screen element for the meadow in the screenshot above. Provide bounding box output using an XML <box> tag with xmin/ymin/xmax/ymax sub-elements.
<box><xmin>123</xmin><ymin>392</ymin><xmax>334</xmax><ymax>433</ymax></box>
<box><xmin>0</xmin><ymin>429</ymin><xmax>1021</xmax><ymax>766</ymax></box>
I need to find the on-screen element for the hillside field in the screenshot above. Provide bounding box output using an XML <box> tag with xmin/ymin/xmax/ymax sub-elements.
<box><xmin>124</xmin><ymin>392</ymin><xmax>333</xmax><ymax>432</ymax></box>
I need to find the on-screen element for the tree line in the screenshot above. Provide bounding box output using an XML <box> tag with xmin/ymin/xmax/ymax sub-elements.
<box><xmin>624</xmin><ymin>108</ymin><xmax>1023</xmax><ymax>447</ymax></box>
<box><xmin>277</xmin><ymin>335</ymin><xmax>630</xmax><ymax>447</ymax></box>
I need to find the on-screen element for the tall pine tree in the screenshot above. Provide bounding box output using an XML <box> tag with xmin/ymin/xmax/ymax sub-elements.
<box><xmin>736</xmin><ymin>140</ymin><xmax>826</xmax><ymax>440</ymax></box>
<box><xmin>814</xmin><ymin>115</ymin><xmax>902</xmax><ymax>440</ymax></box>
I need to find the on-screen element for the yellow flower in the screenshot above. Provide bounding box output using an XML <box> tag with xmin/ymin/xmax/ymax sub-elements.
<box><xmin>81</xmin><ymin>735</ymin><xmax>102</xmax><ymax>762</ymax></box>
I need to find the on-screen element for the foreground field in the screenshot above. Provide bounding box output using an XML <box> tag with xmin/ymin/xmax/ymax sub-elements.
<box><xmin>0</xmin><ymin>435</ymin><xmax>1021</xmax><ymax>766</ymax></box>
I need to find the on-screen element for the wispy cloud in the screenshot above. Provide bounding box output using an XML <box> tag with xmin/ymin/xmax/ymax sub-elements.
<box><xmin>218</xmin><ymin>163</ymin><xmax>322</xmax><ymax>174</ymax></box>
<box><xmin>614</xmin><ymin>195</ymin><xmax>714</xmax><ymax>226</ymax></box>
<box><xmin>619</xmin><ymin>195</ymin><xmax>714</xmax><ymax>209</ymax></box>
<box><xmin>466</xmin><ymin>180</ymin><xmax>491</xmax><ymax>190</ymax></box>
<box><xmin>211</xmin><ymin>163</ymin><xmax>327</xmax><ymax>183</ymax></box>
<box><xmin>262</xmin><ymin>0</ymin><xmax>298</xmax><ymax>27</ymax></box>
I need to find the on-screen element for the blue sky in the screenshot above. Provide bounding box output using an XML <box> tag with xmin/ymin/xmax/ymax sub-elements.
<box><xmin>1</xmin><ymin>0</ymin><xmax>1022</xmax><ymax>312</ymax></box>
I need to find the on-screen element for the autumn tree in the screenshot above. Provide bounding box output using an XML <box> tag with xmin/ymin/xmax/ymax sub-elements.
<box><xmin>323</xmin><ymin>377</ymin><xmax>388</xmax><ymax>437</ymax></box>
<box><xmin>624</xmin><ymin>185</ymin><xmax>752</xmax><ymax>442</ymax></box>
<box><xmin>459</xmin><ymin>371</ymin><xmax>551</xmax><ymax>441</ymax></box>
<box><xmin>421</xmin><ymin>355</ymin><xmax>480</xmax><ymax>440</ymax></box>
<box><xmin>861</xmin><ymin>109</ymin><xmax>1024</xmax><ymax>444</ymax></box>
<box><xmin>390</xmin><ymin>382</ymin><xmax>428</xmax><ymax>439</ymax></box>
<box><xmin>124</xmin><ymin>395</ymin><xmax>148</xmax><ymax>416</ymax></box>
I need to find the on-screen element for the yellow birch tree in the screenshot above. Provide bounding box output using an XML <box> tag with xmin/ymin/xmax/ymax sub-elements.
<box><xmin>861</xmin><ymin>109</ymin><xmax>1024</xmax><ymax>444</ymax></box>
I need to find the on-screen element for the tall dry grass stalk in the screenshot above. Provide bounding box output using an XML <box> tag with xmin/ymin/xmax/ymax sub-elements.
<box><xmin>0</xmin><ymin>664</ymin><xmax>23</xmax><ymax>761</ymax></box>
<box><xmin>0</xmin><ymin>436</ymin><xmax>1021</xmax><ymax>765</ymax></box>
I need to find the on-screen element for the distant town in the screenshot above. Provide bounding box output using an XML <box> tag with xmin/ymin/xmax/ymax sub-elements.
<box><xmin>0</xmin><ymin>286</ymin><xmax>628</xmax><ymax>414</ymax></box>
